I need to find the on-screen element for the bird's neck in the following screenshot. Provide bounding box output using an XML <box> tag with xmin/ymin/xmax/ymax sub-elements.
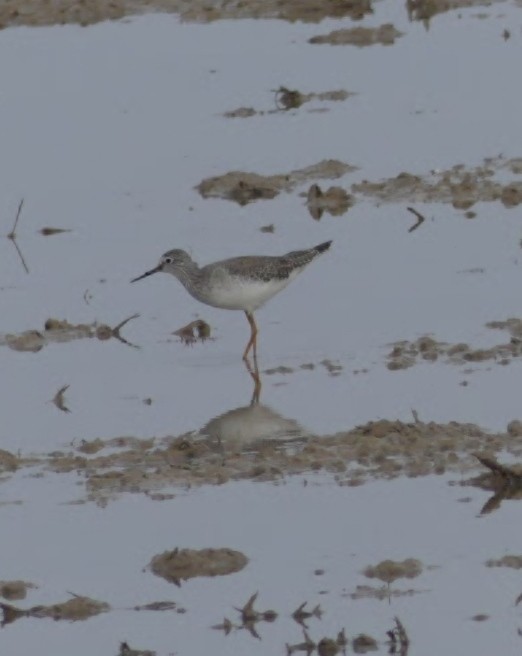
<box><xmin>173</xmin><ymin>260</ymin><xmax>202</xmax><ymax>296</ymax></box>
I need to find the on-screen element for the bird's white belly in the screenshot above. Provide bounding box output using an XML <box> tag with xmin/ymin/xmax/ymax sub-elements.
<box><xmin>204</xmin><ymin>275</ymin><xmax>294</xmax><ymax>311</ymax></box>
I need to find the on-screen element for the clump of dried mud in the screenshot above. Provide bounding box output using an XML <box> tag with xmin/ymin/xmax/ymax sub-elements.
<box><xmin>352</xmin><ymin>157</ymin><xmax>522</xmax><ymax>209</ymax></box>
<box><xmin>0</xmin><ymin>0</ymin><xmax>373</xmax><ymax>28</ymax></box>
<box><xmin>386</xmin><ymin>319</ymin><xmax>522</xmax><ymax>371</ymax></box>
<box><xmin>150</xmin><ymin>548</ymin><xmax>248</xmax><ymax>583</ymax></box>
<box><xmin>196</xmin><ymin>160</ymin><xmax>356</xmax><ymax>205</ymax></box>
<box><xmin>0</xmin><ymin>580</ymin><xmax>36</xmax><ymax>600</ymax></box>
<box><xmin>406</xmin><ymin>0</ymin><xmax>492</xmax><ymax>26</ymax></box>
<box><xmin>1</xmin><ymin>315</ymin><xmax>138</xmax><ymax>353</ymax></box>
<box><xmin>195</xmin><ymin>156</ymin><xmax>522</xmax><ymax>217</ymax></box>
<box><xmin>363</xmin><ymin>558</ymin><xmax>423</xmax><ymax>584</ymax></box>
<box><xmin>306</xmin><ymin>184</ymin><xmax>355</xmax><ymax>220</ymax></box>
<box><xmin>10</xmin><ymin>413</ymin><xmax>521</xmax><ymax>504</ymax></box>
<box><xmin>309</xmin><ymin>23</ymin><xmax>403</xmax><ymax>47</ymax></box>
<box><xmin>0</xmin><ymin>449</ymin><xmax>18</xmax><ymax>473</ymax></box>
<box><xmin>485</xmin><ymin>555</ymin><xmax>522</xmax><ymax>570</ymax></box>
<box><xmin>0</xmin><ymin>595</ymin><xmax>109</xmax><ymax>626</ymax></box>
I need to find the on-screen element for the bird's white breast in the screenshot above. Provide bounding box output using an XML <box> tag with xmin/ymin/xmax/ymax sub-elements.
<box><xmin>202</xmin><ymin>270</ymin><xmax>300</xmax><ymax>312</ymax></box>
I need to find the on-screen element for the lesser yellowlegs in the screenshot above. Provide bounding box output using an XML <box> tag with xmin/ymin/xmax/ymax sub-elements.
<box><xmin>131</xmin><ymin>240</ymin><xmax>332</xmax><ymax>360</ymax></box>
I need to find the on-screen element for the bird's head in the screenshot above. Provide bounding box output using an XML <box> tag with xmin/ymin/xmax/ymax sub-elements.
<box><xmin>131</xmin><ymin>249</ymin><xmax>193</xmax><ymax>282</ymax></box>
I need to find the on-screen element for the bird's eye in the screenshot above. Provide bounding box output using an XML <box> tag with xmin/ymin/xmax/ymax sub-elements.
<box><xmin>164</xmin><ymin>257</ymin><xmax>173</xmax><ymax>264</ymax></box>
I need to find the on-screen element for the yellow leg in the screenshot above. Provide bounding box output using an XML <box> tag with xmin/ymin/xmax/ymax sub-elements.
<box><xmin>242</xmin><ymin>311</ymin><xmax>258</xmax><ymax>361</ymax></box>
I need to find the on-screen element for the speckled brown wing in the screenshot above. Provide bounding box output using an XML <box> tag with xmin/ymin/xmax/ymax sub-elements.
<box><xmin>206</xmin><ymin>241</ymin><xmax>331</xmax><ymax>283</ymax></box>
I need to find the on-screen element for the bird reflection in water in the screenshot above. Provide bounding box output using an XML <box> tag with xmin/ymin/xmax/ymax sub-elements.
<box><xmin>197</xmin><ymin>366</ymin><xmax>310</xmax><ymax>454</ymax></box>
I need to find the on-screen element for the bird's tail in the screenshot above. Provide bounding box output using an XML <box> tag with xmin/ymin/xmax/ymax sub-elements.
<box><xmin>314</xmin><ymin>240</ymin><xmax>332</xmax><ymax>254</ymax></box>
<box><xmin>282</xmin><ymin>240</ymin><xmax>332</xmax><ymax>271</ymax></box>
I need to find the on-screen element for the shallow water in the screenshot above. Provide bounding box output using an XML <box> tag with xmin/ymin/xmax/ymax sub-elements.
<box><xmin>2</xmin><ymin>472</ymin><xmax>521</xmax><ymax>656</ymax></box>
<box><xmin>2</xmin><ymin>1</ymin><xmax>522</xmax><ymax>654</ymax></box>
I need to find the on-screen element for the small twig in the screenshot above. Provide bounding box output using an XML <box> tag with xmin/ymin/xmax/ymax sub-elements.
<box><xmin>406</xmin><ymin>206</ymin><xmax>425</xmax><ymax>233</ymax></box>
<box><xmin>7</xmin><ymin>198</ymin><xmax>24</xmax><ymax>239</ymax></box>
<box><xmin>474</xmin><ymin>453</ymin><xmax>522</xmax><ymax>483</ymax></box>
<box><xmin>211</xmin><ymin>617</ymin><xmax>233</xmax><ymax>635</ymax></box>
<box><xmin>6</xmin><ymin>199</ymin><xmax>29</xmax><ymax>273</ymax></box>
<box><xmin>10</xmin><ymin>237</ymin><xmax>29</xmax><ymax>274</ymax></box>
<box><xmin>387</xmin><ymin>616</ymin><xmax>409</xmax><ymax>654</ymax></box>
<box><xmin>52</xmin><ymin>385</ymin><xmax>70</xmax><ymax>413</ymax></box>
<box><xmin>111</xmin><ymin>313</ymin><xmax>140</xmax><ymax>348</ymax></box>
<box><xmin>235</xmin><ymin>592</ymin><xmax>259</xmax><ymax>622</ymax></box>
<box><xmin>394</xmin><ymin>616</ymin><xmax>409</xmax><ymax>646</ymax></box>
<box><xmin>113</xmin><ymin>313</ymin><xmax>140</xmax><ymax>336</ymax></box>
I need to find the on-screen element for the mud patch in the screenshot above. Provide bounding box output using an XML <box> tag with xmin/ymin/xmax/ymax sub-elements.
<box><xmin>196</xmin><ymin>160</ymin><xmax>356</xmax><ymax>205</ymax></box>
<box><xmin>172</xmin><ymin>319</ymin><xmax>211</xmax><ymax>345</ymax></box>
<box><xmin>406</xmin><ymin>0</ymin><xmax>494</xmax><ymax>26</ymax></box>
<box><xmin>309</xmin><ymin>23</ymin><xmax>403</xmax><ymax>47</ymax></box>
<box><xmin>132</xmin><ymin>601</ymin><xmax>179</xmax><ymax>611</ymax></box>
<box><xmin>305</xmin><ymin>184</ymin><xmax>355</xmax><ymax>220</ymax></box>
<box><xmin>1</xmin><ymin>315</ymin><xmax>138</xmax><ymax>353</ymax></box>
<box><xmin>171</xmin><ymin>0</ymin><xmax>373</xmax><ymax>24</ymax></box>
<box><xmin>347</xmin><ymin>584</ymin><xmax>424</xmax><ymax>600</ymax></box>
<box><xmin>0</xmin><ymin>0</ymin><xmax>374</xmax><ymax>28</ymax></box>
<box><xmin>351</xmin><ymin>156</ymin><xmax>522</xmax><ymax>209</ymax></box>
<box><xmin>386</xmin><ymin>319</ymin><xmax>522</xmax><ymax>371</ymax></box>
<box><xmin>119</xmin><ymin>642</ymin><xmax>156</xmax><ymax>656</ymax></box>
<box><xmin>0</xmin><ymin>580</ymin><xmax>37</xmax><ymax>600</ymax></box>
<box><xmin>0</xmin><ymin>595</ymin><xmax>109</xmax><ymax>625</ymax></box>
<box><xmin>150</xmin><ymin>548</ymin><xmax>248</xmax><ymax>584</ymax></box>
<box><xmin>362</xmin><ymin>558</ymin><xmax>423</xmax><ymax>584</ymax></box>
<box><xmin>346</xmin><ymin>564</ymin><xmax>427</xmax><ymax>603</ymax></box>
<box><xmin>17</xmin><ymin>411</ymin><xmax>522</xmax><ymax>504</ymax></box>
<box><xmin>197</xmin><ymin>155</ymin><xmax>522</xmax><ymax>214</ymax></box>
<box><xmin>0</xmin><ymin>448</ymin><xmax>18</xmax><ymax>473</ymax></box>
<box><xmin>264</xmin><ymin>359</ymin><xmax>344</xmax><ymax>377</ymax></box>
<box><xmin>485</xmin><ymin>555</ymin><xmax>522</xmax><ymax>569</ymax></box>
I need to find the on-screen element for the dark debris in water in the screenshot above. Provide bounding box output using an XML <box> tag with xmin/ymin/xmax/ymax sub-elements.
<box><xmin>224</xmin><ymin>87</ymin><xmax>353</xmax><ymax>118</ymax></box>
<box><xmin>211</xmin><ymin>592</ymin><xmax>279</xmax><ymax>640</ymax></box>
<box><xmin>292</xmin><ymin>601</ymin><xmax>323</xmax><ymax>627</ymax></box>
<box><xmin>119</xmin><ymin>642</ymin><xmax>156</xmax><ymax>656</ymax></box>
<box><xmin>52</xmin><ymin>384</ymin><xmax>71</xmax><ymax>413</ymax></box>
<box><xmin>132</xmin><ymin>601</ymin><xmax>179</xmax><ymax>612</ymax></box>
<box><xmin>39</xmin><ymin>226</ymin><xmax>71</xmax><ymax>236</ymax></box>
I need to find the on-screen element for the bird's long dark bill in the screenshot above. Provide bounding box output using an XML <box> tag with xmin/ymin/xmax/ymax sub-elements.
<box><xmin>131</xmin><ymin>265</ymin><xmax>162</xmax><ymax>283</ymax></box>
